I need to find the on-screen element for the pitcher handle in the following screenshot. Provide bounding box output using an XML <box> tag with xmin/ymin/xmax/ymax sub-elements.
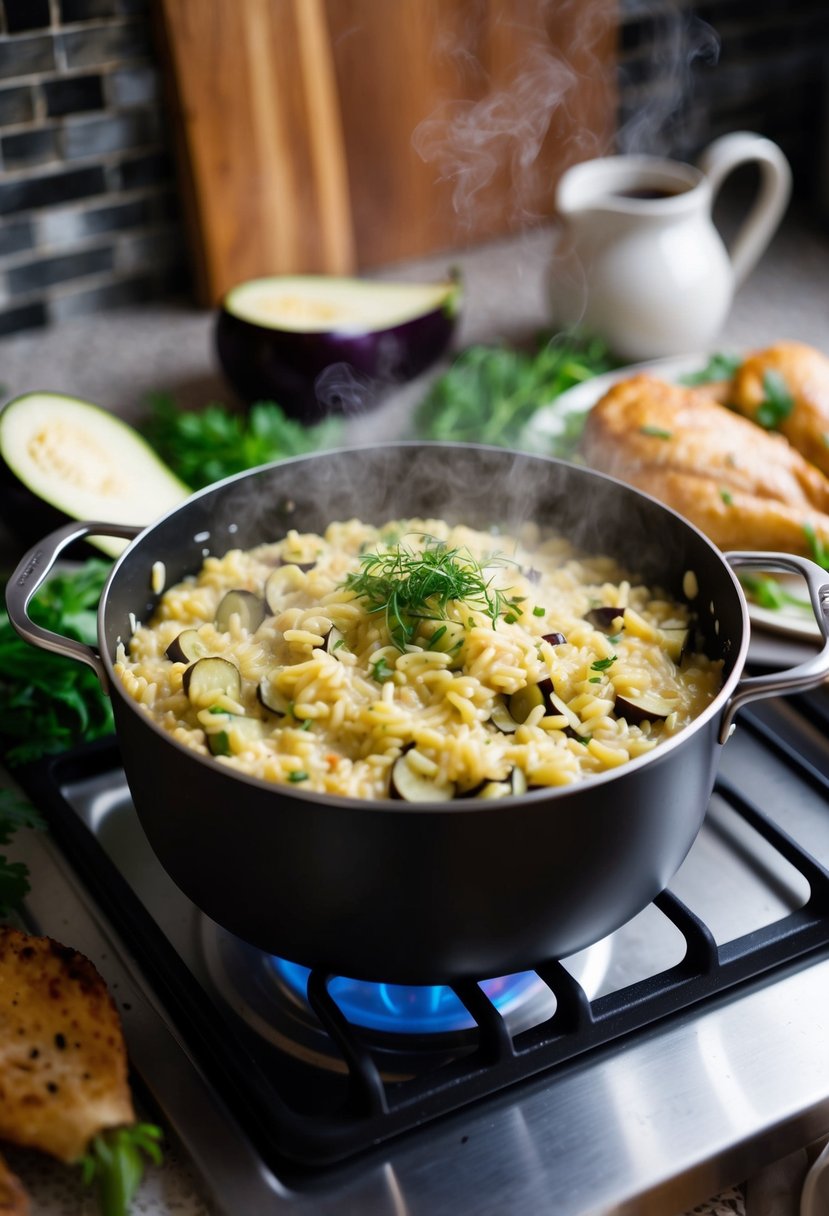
<box><xmin>5</xmin><ymin>519</ymin><xmax>143</xmax><ymax>692</ymax></box>
<box><xmin>697</xmin><ymin>131</ymin><xmax>792</xmax><ymax>289</ymax></box>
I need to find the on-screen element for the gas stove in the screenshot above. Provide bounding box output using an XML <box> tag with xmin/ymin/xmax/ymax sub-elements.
<box><xmin>10</xmin><ymin>680</ymin><xmax>829</xmax><ymax>1215</ymax></box>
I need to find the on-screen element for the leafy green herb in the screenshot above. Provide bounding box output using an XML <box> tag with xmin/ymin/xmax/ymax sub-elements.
<box><xmin>143</xmin><ymin>393</ymin><xmax>342</xmax><ymax>490</ymax></box>
<box><xmin>590</xmin><ymin>655</ymin><xmax>617</xmax><ymax>672</ymax></box>
<box><xmin>79</xmin><ymin>1123</ymin><xmax>164</xmax><ymax>1216</ymax></box>
<box><xmin>739</xmin><ymin>573</ymin><xmax>810</xmax><ymax>613</ymax></box>
<box><xmin>720</xmin><ymin>488</ymin><xmax>734</xmax><ymax>505</ymax></box>
<box><xmin>344</xmin><ymin>536</ymin><xmax>519</xmax><ymax>651</ymax></box>
<box><xmin>0</xmin><ymin>560</ymin><xmax>115</xmax><ymax>766</ymax></box>
<box><xmin>0</xmin><ymin>786</ymin><xmax>45</xmax><ymax>921</ymax></box>
<box><xmin>754</xmin><ymin>369</ymin><xmax>795</xmax><ymax>430</ymax></box>
<box><xmin>588</xmin><ymin>676</ymin><xmax>602</xmax><ymax>684</ymax></box>
<box><xmin>804</xmin><ymin>523</ymin><xmax>829</xmax><ymax>569</ymax></box>
<box><xmin>371</xmin><ymin>656</ymin><xmax>395</xmax><ymax>682</ymax></box>
<box><xmin>413</xmin><ymin>333</ymin><xmax>614</xmax><ymax>457</ymax></box>
<box><xmin>679</xmin><ymin>352</ymin><xmax>742</xmax><ymax>385</ymax></box>
<box><xmin>639</xmin><ymin>425</ymin><xmax>673</xmax><ymax>439</ymax></box>
<box><xmin>532</xmin><ymin>605</ymin><xmax>546</xmax><ymax>617</ymax></box>
<box><xmin>288</xmin><ymin>770</ymin><xmax>309</xmax><ymax>783</ymax></box>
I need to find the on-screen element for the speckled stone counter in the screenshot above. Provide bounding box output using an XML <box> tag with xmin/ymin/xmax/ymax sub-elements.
<box><xmin>1</xmin><ymin>204</ymin><xmax>828</xmax><ymax>1216</ymax></box>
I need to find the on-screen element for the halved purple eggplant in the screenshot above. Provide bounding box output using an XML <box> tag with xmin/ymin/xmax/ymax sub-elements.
<box><xmin>215</xmin><ymin>274</ymin><xmax>462</xmax><ymax>421</ymax></box>
<box><xmin>508</xmin><ymin>677</ymin><xmax>555</xmax><ymax>725</ymax></box>
<box><xmin>661</xmin><ymin>627</ymin><xmax>690</xmax><ymax>662</ymax></box>
<box><xmin>257</xmin><ymin>671</ymin><xmax>291</xmax><ymax>716</ymax></box>
<box><xmin>541</xmin><ymin>631</ymin><xmax>567</xmax><ymax>647</ymax></box>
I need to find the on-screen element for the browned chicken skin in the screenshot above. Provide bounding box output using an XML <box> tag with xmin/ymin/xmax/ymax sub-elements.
<box><xmin>729</xmin><ymin>340</ymin><xmax>829</xmax><ymax>477</ymax></box>
<box><xmin>581</xmin><ymin>373</ymin><xmax>829</xmax><ymax>556</ymax></box>
<box><xmin>0</xmin><ymin>926</ymin><xmax>135</xmax><ymax>1164</ymax></box>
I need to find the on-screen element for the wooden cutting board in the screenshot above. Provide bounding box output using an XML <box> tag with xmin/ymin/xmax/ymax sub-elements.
<box><xmin>156</xmin><ymin>0</ymin><xmax>617</xmax><ymax>305</ymax></box>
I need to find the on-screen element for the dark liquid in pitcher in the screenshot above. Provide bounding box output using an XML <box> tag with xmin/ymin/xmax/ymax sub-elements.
<box><xmin>614</xmin><ymin>186</ymin><xmax>685</xmax><ymax>199</ymax></box>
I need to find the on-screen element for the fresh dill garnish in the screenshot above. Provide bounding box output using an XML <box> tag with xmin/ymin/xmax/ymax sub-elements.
<box><xmin>679</xmin><ymin>352</ymin><xmax>742</xmax><ymax>385</ymax></box>
<box><xmin>371</xmin><ymin>656</ymin><xmax>395</xmax><ymax>682</ymax></box>
<box><xmin>343</xmin><ymin>536</ymin><xmax>518</xmax><ymax>651</ymax></box>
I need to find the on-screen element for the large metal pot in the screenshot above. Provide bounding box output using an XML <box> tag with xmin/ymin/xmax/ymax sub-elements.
<box><xmin>7</xmin><ymin>443</ymin><xmax>829</xmax><ymax>983</ymax></box>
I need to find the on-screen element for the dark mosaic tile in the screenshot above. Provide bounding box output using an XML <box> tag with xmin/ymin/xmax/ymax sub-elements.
<box><xmin>62</xmin><ymin>109</ymin><xmax>155</xmax><ymax>159</ymax></box>
<box><xmin>1</xmin><ymin>126</ymin><xmax>59</xmax><ymax>167</ymax></box>
<box><xmin>0</xmin><ymin>83</ymin><xmax>35</xmax><ymax>125</ymax></box>
<box><xmin>60</xmin><ymin>20</ymin><xmax>151</xmax><ymax>69</ymax></box>
<box><xmin>0</xmin><ymin>35</ymin><xmax>56</xmax><ymax>80</ymax></box>
<box><xmin>42</xmin><ymin>72</ymin><xmax>104</xmax><ymax>116</ymax></box>
<box><xmin>4</xmin><ymin>0</ymin><xmax>52</xmax><ymax>33</ymax></box>
<box><xmin>0</xmin><ymin>299</ymin><xmax>47</xmax><ymax>337</ymax></box>
<box><xmin>0</xmin><ymin>216</ymin><xmax>34</xmax><ymax>258</ymax></box>
<box><xmin>106</xmin><ymin>63</ymin><xmax>158</xmax><ymax>106</ymax></box>
<box><xmin>6</xmin><ymin>245</ymin><xmax>114</xmax><ymax>294</ymax></box>
<box><xmin>114</xmin><ymin>148</ymin><xmax>172</xmax><ymax>190</ymax></box>
<box><xmin>59</xmin><ymin>0</ymin><xmax>118</xmax><ymax>19</ymax></box>
<box><xmin>0</xmin><ymin>164</ymin><xmax>106</xmax><ymax>214</ymax></box>
<box><xmin>48</xmin><ymin>270</ymin><xmax>159</xmax><ymax>321</ymax></box>
<box><xmin>38</xmin><ymin>195</ymin><xmax>154</xmax><ymax>244</ymax></box>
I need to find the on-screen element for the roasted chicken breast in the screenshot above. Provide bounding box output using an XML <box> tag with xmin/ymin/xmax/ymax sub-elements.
<box><xmin>728</xmin><ymin>340</ymin><xmax>829</xmax><ymax>477</ymax></box>
<box><xmin>0</xmin><ymin>926</ymin><xmax>134</xmax><ymax>1164</ymax></box>
<box><xmin>581</xmin><ymin>373</ymin><xmax>829</xmax><ymax>555</ymax></box>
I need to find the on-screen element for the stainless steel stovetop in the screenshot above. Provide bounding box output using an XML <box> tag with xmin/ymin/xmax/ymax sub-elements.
<box><xmin>11</xmin><ymin>684</ymin><xmax>829</xmax><ymax>1216</ymax></box>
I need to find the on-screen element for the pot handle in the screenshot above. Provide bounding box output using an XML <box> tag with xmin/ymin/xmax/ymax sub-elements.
<box><xmin>5</xmin><ymin>519</ymin><xmax>143</xmax><ymax>693</ymax></box>
<box><xmin>720</xmin><ymin>551</ymin><xmax>829</xmax><ymax>742</ymax></box>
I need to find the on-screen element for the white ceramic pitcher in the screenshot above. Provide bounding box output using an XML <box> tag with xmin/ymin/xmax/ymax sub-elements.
<box><xmin>551</xmin><ymin>131</ymin><xmax>792</xmax><ymax>359</ymax></box>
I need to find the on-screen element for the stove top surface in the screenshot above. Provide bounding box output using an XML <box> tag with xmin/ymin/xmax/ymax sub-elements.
<box><xmin>12</xmin><ymin>689</ymin><xmax>829</xmax><ymax>1215</ymax></box>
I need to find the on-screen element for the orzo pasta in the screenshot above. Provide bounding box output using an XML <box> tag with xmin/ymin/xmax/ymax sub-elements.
<box><xmin>114</xmin><ymin>518</ymin><xmax>722</xmax><ymax>800</ymax></box>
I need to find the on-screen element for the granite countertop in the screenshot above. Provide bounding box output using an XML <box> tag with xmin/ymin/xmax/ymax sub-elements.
<box><xmin>1</xmin><ymin>204</ymin><xmax>828</xmax><ymax>1216</ymax></box>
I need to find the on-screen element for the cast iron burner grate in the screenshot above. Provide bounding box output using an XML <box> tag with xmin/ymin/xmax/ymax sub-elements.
<box><xmin>12</xmin><ymin>693</ymin><xmax>829</xmax><ymax>1172</ymax></box>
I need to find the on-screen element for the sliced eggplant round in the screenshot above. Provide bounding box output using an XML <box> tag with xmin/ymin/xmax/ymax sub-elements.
<box><xmin>264</xmin><ymin>564</ymin><xmax>307</xmax><ymax>613</ymax></box>
<box><xmin>660</xmin><ymin>626</ymin><xmax>689</xmax><ymax>662</ymax></box>
<box><xmin>257</xmin><ymin>671</ymin><xmax>291</xmax><ymax>716</ymax></box>
<box><xmin>183</xmin><ymin>656</ymin><xmax>242</xmax><ymax>705</ymax></box>
<box><xmin>0</xmin><ymin>391</ymin><xmax>189</xmax><ymax>557</ymax></box>
<box><xmin>508</xmin><ymin>677</ymin><xmax>554</xmax><ymax>725</ymax></box>
<box><xmin>541</xmin><ymin>631</ymin><xmax>567</xmax><ymax>647</ymax></box>
<box><xmin>490</xmin><ymin>699</ymin><xmax>521</xmax><ymax>733</ymax></box>
<box><xmin>215</xmin><ymin>589</ymin><xmax>266</xmax><ymax>634</ymax></box>
<box><xmin>614</xmin><ymin>690</ymin><xmax>676</xmax><ymax>725</ymax></box>
<box><xmin>215</xmin><ymin>274</ymin><xmax>461</xmax><ymax>421</ymax></box>
<box><xmin>474</xmin><ymin>767</ymin><xmax>528</xmax><ymax>799</ymax></box>
<box><xmin>165</xmin><ymin>629</ymin><xmax>210</xmax><ymax>664</ymax></box>
<box><xmin>207</xmin><ymin>715</ymin><xmax>265</xmax><ymax>756</ymax></box>
<box><xmin>390</xmin><ymin>752</ymin><xmax>456</xmax><ymax>802</ymax></box>
<box><xmin>324</xmin><ymin>626</ymin><xmax>347</xmax><ymax>657</ymax></box>
<box><xmin>585</xmin><ymin>607</ymin><xmax>624</xmax><ymax>634</ymax></box>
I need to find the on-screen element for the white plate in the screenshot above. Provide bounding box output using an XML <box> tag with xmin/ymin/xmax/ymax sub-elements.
<box><xmin>527</xmin><ymin>352</ymin><xmax>824</xmax><ymax>644</ymax></box>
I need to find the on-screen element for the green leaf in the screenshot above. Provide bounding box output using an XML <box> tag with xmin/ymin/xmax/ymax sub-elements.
<box><xmin>79</xmin><ymin>1124</ymin><xmax>164</xmax><ymax>1216</ymax></box>
<box><xmin>0</xmin><ymin>856</ymin><xmax>31</xmax><ymax>917</ymax></box>
<box><xmin>143</xmin><ymin>393</ymin><xmax>343</xmax><ymax>490</ymax></box>
<box><xmin>679</xmin><ymin>352</ymin><xmax>742</xmax><ymax>385</ymax></box>
<box><xmin>754</xmin><ymin>369</ymin><xmax>795</xmax><ymax>430</ymax></box>
<box><xmin>804</xmin><ymin>523</ymin><xmax>829</xmax><ymax>570</ymax></box>
<box><xmin>412</xmin><ymin>332</ymin><xmax>615</xmax><ymax>457</ymax></box>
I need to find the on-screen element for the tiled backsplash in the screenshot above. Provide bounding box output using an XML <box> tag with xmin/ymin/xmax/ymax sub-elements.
<box><xmin>0</xmin><ymin>0</ymin><xmax>183</xmax><ymax>337</ymax></box>
<box><xmin>0</xmin><ymin>0</ymin><xmax>827</xmax><ymax>339</ymax></box>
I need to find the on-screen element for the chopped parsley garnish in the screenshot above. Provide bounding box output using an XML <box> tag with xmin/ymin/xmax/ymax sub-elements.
<box><xmin>344</xmin><ymin>535</ymin><xmax>519</xmax><ymax>651</ymax></box>
<box><xmin>804</xmin><ymin>523</ymin><xmax>829</xmax><ymax>569</ymax></box>
<box><xmin>532</xmin><ymin>605</ymin><xmax>546</xmax><ymax>617</ymax></box>
<box><xmin>590</xmin><ymin>655</ymin><xmax>617</xmax><ymax>672</ymax></box>
<box><xmin>720</xmin><ymin>488</ymin><xmax>734</xmax><ymax>506</ymax></box>
<box><xmin>739</xmin><ymin>573</ymin><xmax>810</xmax><ymax>613</ymax></box>
<box><xmin>679</xmin><ymin>351</ymin><xmax>742</xmax><ymax>385</ymax></box>
<box><xmin>371</xmin><ymin>656</ymin><xmax>395</xmax><ymax>682</ymax></box>
<box><xmin>80</xmin><ymin>1122</ymin><xmax>164</xmax><ymax>1216</ymax></box>
<box><xmin>588</xmin><ymin>676</ymin><xmax>602</xmax><ymax>684</ymax></box>
<box><xmin>754</xmin><ymin>369</ymin><xmax>795</xmax><ymax>430</ymax></box>
<box><xmin>288</xmin><ymin>770</ymin><xmax>309</xmax><ymax>783</ymax></box>
<box><xmin>639</xmin><ymin>425</ymin><xmax>673</xmax><ymax>439</ymax></box>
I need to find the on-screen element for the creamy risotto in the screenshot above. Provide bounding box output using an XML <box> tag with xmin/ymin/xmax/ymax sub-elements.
<box><xmin>114</xmin><ymin>518</ymin><xmax>723</xmax><ymax>800</ymax></box>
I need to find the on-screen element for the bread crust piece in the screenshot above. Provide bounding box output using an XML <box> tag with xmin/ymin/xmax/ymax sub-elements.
<box><xmin>0</xmin><ymin>926</ymin><xmax>134</xmax><ymax>1164</ymax></box>
<box><xmin>0</xmin><ymin>1152</ymin><xmax>29</xmax><ymax>1215</ymax></box>
<box><xmin>581</xmin><ymin>373</ymin><xmax>829</xmax><ymax>556</ymax></box>
<box><xmin>729</xmin><ymin>340</ymin><xmax>829</xmax><ymax>477</ymax></box>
